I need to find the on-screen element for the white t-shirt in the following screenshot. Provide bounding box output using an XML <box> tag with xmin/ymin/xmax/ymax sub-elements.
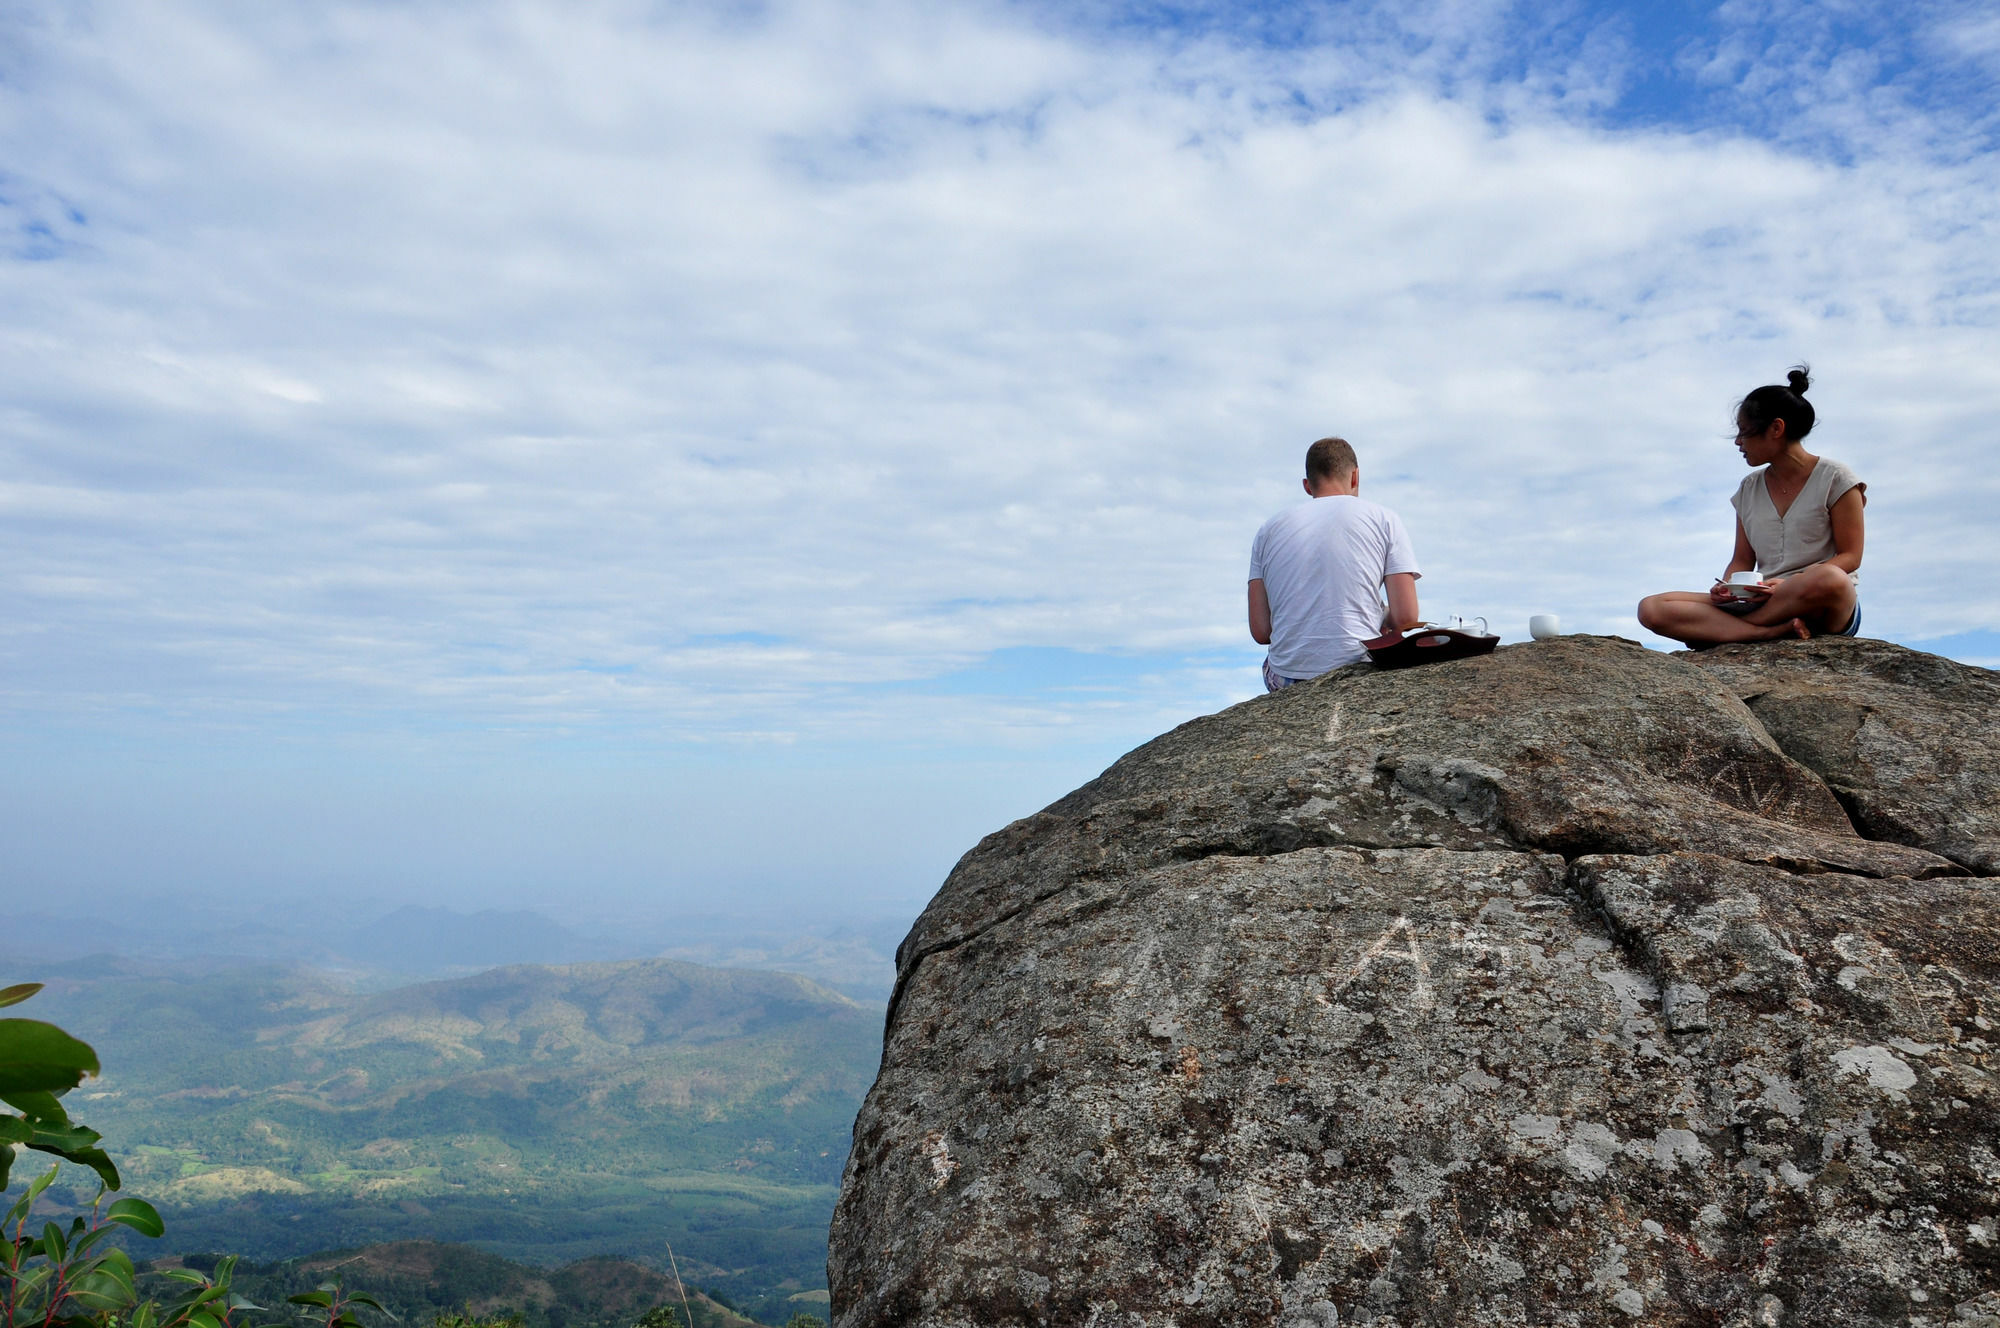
<box><xmin>1249</xmin><ymin>495</ymin><xmax>1421</xmax><ymax>679</ymax></box>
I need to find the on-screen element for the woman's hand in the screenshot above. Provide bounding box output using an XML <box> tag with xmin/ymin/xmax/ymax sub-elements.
<box><xmin>1711</xmin><ymin>577</ymin><xmax>1776</xmax><ymax>607</ymax></box>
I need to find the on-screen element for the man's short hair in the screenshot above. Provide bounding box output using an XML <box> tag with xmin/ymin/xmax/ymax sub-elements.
<box><xmin>1305</xmin><ymin>437</ymin><xmax>1358</xmax><ymax>483</ymax></box>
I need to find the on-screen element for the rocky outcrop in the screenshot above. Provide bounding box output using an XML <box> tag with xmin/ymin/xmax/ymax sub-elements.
<box><xmin>1684</xmin><ymin>638</ymin><xmax>2000</xmax><ymax>875</ymax></box>
<box><xmin>831</xmin><ymin>636</ymin><xmax>1999</xmax><ymax>1328</ymax></box>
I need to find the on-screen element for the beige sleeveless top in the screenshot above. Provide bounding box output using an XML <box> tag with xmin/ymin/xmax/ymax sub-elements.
<box><xmin>1731</xmin><ymin>457</ymin><xmax>1865</xmax><ymax>580</ymax></box>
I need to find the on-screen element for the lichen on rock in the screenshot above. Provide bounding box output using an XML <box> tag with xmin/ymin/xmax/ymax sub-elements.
<box><xmin>831</xmin><ymin>636</ymin><xmax>1999</xmax><ymax>1327</ymax></box>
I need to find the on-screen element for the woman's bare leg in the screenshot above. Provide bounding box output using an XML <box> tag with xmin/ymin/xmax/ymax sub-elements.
<box><xmin>1636</xmin><ymin>591</ymin><xmax>1805</xmax><ymax>646</ymax></box>
<box><xmin>1737</xmin><ymin>564</ymin><xmax>1858</xmax><ymax>635</ymax></box>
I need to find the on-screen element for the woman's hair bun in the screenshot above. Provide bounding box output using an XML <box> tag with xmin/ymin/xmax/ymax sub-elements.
<box><xmin>1739</xmin><ymin>364</ymin><xmax>1818</xmax><ymax>440</ymax></box>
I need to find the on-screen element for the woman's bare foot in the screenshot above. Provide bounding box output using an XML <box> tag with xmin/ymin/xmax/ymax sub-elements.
<box><xmin>1789</xmin><ymin>617</ymin><xmax>1811</xmax><ymax>640</ymax></box>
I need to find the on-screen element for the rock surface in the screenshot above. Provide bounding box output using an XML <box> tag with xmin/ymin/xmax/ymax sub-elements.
<box><xmin>831</xmin><ymin>636</ymin><xmax>1999</xmax><ymax>1327</ymax></box>
<box><xmin>1684</xmin><ymin>637</ymin><xmax>2000</xmax><ymax>875</ymax></box>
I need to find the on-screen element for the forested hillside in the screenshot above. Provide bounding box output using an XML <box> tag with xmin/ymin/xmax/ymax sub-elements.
<box><xmin>22</xmin><ymin>957</ymin><xmax>881</xmax><ymax>1321</ymax></box>
<box><xmin>151</xmin><ymin>1241</ymin><xmax>798</xmax><ymax>1328</ymax></box>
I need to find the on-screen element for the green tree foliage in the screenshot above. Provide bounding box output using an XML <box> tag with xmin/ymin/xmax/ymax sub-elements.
<box><xmin>429</xmin><ymin>1314</ymin><xmax>522</xmax><ymax>1328</ymax></box>
<box><xmin>630</xmin><ymin>1301</ymin><xmax>760</xmax><ymax>1328</ymax></box>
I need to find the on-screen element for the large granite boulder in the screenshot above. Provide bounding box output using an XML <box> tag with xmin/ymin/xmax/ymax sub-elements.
<box><xmin>831</xmin><ymin>636</ymin><xmax>1999</xmax><ymax>1328</ymax></box>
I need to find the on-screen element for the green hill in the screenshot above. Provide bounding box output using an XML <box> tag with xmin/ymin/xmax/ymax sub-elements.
<box><xmin>23</xmin><ymin>958</ymin><xmax>881</xmax><ymax>1322</ymax></box>
<box><xmin>151</xmin><ymin>1241</ymin><xmax>789</xmax><ymax>1328</ymax></box>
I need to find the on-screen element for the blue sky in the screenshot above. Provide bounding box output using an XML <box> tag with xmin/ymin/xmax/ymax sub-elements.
<box><xmin>3</xmin><ymin>0</ymin><xmax>1997</xmax><ymax>940</ymax></box>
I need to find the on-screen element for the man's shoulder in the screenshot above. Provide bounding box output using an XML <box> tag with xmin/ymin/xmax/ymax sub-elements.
<box><xmin>1347</xmin><ymin>495</ymin><xmax>1404</xmax><ymax>522</ymax></box>
<box><xmin>1259</xmin><ymin>495</ymin><xmax>1406</xmax><ymax>530</ymax></box>
<box><xmin>1254</xmin><ymin>501</ymin><xmax>1313</xmax><ymax>536</ymax></box>
<box><xmin>1318</xmin><ymin>495</ymin><xmax>1406</xmax><ymax>533</ymax></box>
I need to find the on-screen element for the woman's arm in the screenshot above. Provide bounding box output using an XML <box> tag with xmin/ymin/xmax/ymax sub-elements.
<box><xmin>1825</xmin><ymin>486</ymin><xmax>1864</xmax><ymax>574</ymax></box>
<box><xmin>1725</xmin><ymin>518</ymin><xmax>1757</xmax><ymax>578</ymax></box>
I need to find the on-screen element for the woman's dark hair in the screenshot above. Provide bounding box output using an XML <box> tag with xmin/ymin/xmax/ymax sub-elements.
<box><xmin>1738</xmin><ymin>365</ymin><xmax>1815</xmax><ymax>441</ymax></box>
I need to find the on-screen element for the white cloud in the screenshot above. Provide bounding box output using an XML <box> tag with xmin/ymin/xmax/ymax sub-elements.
<box><xmin>3</xmin><ymin>0</ymin><xmax>1996</xmax><ymax>760</ymax></box>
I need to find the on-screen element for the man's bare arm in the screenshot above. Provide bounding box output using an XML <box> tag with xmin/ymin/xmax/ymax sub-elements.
<box><xmin>1383</xmin><ymin>572</ymin><xmax>1420</xmax><ymax>632</ymax></box>
<box><xmin>1248</xmin><ymin>579</ymin><xmax>1272</xmax><ymax>645</ymax></box>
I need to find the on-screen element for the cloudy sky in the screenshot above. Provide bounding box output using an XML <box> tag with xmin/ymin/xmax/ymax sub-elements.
<box><xmin>4</xmin><ymin>0</ymin><xmax>1997</xmax><ymax>938</ymax></box>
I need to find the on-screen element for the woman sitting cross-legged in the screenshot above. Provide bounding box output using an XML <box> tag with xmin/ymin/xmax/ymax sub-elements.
<box><xmin>1638</xmin><ymin>366</ymin><xmax>1865</xmax><ymax>646</ymax></box>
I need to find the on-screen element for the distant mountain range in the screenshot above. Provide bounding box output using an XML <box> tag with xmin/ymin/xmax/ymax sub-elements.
<box><xmin>347</xmin><ymin>905</ymin><xmax>617</xmax><ymax>971</ymax></box>
<box><xmin>4</xmin><ymin>901</ymin><xmax>902</xmax><ymax>999</ymax></box>
<box><xmin>21</xmin><ymin>956</ymin><xmax>882</xmax><ymax>1321</ymax></box>
<box><xmin>0</xmin><ymin>902</ymin><xmax>613</xmax><ymax>975</ymax></box>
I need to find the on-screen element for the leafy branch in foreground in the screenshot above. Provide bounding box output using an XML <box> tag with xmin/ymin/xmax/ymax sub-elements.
<box><xmin>0</xmin><ymin>983</ymin><xmax>118</xmax><ymax>1193</ymax></box>
<box><xmin>287</xmin><ymin>1280</ymin><xmax>397</xmax><ymax>1328</ymax></box>
<box><xmin>2</xmin><ymin>979</ymin><xmax>161</xmax><ymax>1328</ymax></box>
<box><xmin>2</xmin><ymin>1166</ymin><xmax>165</xmax><ymax>1328</ymax></box>
<box><xmin>145</xmin><ymin>1255</ymin><xmax>267</xmax><ymax>1328</ymax></box>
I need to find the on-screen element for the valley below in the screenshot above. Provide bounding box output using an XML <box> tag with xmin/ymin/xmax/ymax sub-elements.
<box><xmin>17</xmin><ymin>955</ymin><xmax>885</xmax><ymax>1324</ymax></box>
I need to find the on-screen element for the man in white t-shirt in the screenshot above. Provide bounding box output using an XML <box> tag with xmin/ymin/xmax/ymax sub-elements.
<box><xmin>1248</xmin><ymin>437</ymin><xmax>1422</xmax><ymax>691</ymax></box>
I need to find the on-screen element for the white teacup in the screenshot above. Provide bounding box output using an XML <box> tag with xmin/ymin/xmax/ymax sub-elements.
<box><xmin>1726</xmin><ymin>571</ymin><xmax>1765</xmax><ymax>600</ymax></box>
<box><xmin>1529</xmin><ymin>614</ymin><xmax>1560</xmax><ymax>640</ymax></box>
